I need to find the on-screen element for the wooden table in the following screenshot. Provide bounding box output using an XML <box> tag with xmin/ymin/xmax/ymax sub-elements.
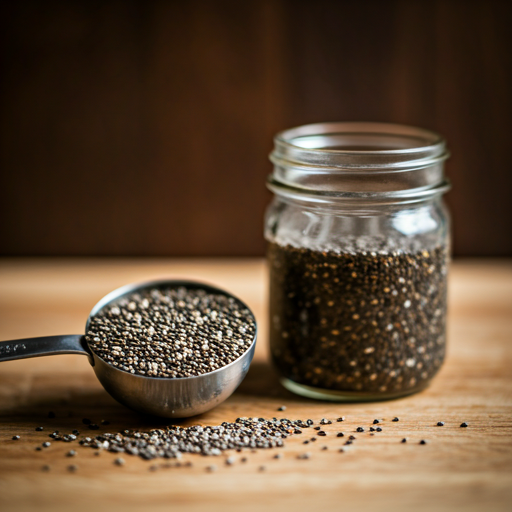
<box><xmin>0</xmin><ymin>258</ymin><xmax>511</xmax><ymax>512</ymax></box>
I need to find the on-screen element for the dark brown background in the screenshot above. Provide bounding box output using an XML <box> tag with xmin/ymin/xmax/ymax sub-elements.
<box><xmin>1</xmin><ymin>0</ymin><xmax>511</xmax><ymax>257</ymax></box>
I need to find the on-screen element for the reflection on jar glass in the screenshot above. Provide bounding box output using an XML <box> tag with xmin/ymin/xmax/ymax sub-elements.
<box><xmin>265</xmin><ymin>122</ymin><xmax>451</xmax><ymax>401</ymax></box>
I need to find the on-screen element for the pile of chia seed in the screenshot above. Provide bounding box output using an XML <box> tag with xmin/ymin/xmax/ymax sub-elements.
<box><xmin>79</xmin><ymin>417</ymin><xmax>309</xmax><ymax>459</ymax></box>
<box><xmin>268</xmin><ymin>242</ymin><xmax>448</xmax><ymax>396</ymax></box>
<box><xmin>86</xmin><ymin>286</ymin><xmax>256</xmax><ymax>378</ymax></box>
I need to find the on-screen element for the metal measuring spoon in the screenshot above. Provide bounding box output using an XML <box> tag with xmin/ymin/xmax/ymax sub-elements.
<box><xmin>0</xmin><ymin>280</ymin><xmax>257</xmax><ymax>418</ymax></box>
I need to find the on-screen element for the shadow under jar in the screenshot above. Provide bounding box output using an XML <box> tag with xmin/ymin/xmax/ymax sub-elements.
<box><xmin>265</xmin><ymin>122</ymin><xmax>451</xmax><ymax>401</ymax></box>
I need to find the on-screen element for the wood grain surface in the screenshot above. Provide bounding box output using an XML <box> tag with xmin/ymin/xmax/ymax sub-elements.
<box><xmin>0</xmin><ymin>258</ymin><xmax>511</xmax><ymax>512</ymax></box>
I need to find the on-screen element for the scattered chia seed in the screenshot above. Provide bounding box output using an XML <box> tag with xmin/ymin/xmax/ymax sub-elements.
<box><xmin>67</xmin><ymin>450</ymin><xmax>77</xmax><ymax>457</ymax></box>
<box><xmin>376</xmin><ymin>427</ymin><xmax>382</xmax><ymax>432</ymax></box>
<box><xmin>86</xmin><ymin>286</ymin><xmax>256</xmax><ymax>378</ymax></box>
<box><xmin>42</xmin><ymin>465</ymin><xmax>50</xmax><ymax>472</ymax></box>
<box><xmin>349</xmin><ymin>435</ymin><xmax>356</xmax><ymax>440</ymax></box>
<box><xmin>241</xmin><ymin>457</ymin><xmax>247</xmax><ymax>463</ymax></box>
<box><xmin>310</xmin><ymin>438</ymin><xmax>317</xmax><ymax>442</ymax></box>
<box><xmin>12</xmin><ymin>435</ymin><xmax>20</xmax><ymax>440</ymax></box>
<box><xmin>314</xmin><ymin>427</ymin><xmax>321</xmax><ymax>431</ymax></box>
<box><xmin>401</xmin><ymin>438</ymin><xmax>407</xmax><ymax>443</ymax></box>
<box><xmin>226</xmin><ymin>457</ymin><xmax>235</xmax><ymax>465</ymax></box>
<box><xmin>297</xmin><ymin>453</ymin><xmax>311</xmax><ymax>460</ymax></box>
<box><xmin>67</xmin><ymin>464</ymin><xmax>78</xmax><ymax>472</ymax></box>
<box><xmin>419</xmin><ymin>440</ymin><xmax>427</xmax><ymax>445</ymax></box>
<box><xmin>303</xmin><ymin>440</ymin><xmax>309</xmax><ymax>444</ymax></box>
<box><xmin>369</xmin><ymin>427</ymin><xmax>375</xmax><ymax>432</ymax></box>
<box><xmin>114</xmin><ymin>457</ymin><xmax>125</xmax><ymax>466</ymax></box>
<box><xmin>322</xmin><ymin>446</ymin><xmax>328</xmax><ymax>450</ymax></box>
<box><xmin>258</xmin><ymin>466</ymin><xmax>266</xmax><ymax>471</ymax></box>
<box><xmin>337</xmin><ymin>432</ymin><xmax>344</xmax><ymax>437</ymax></box>
<box><xmin>78</xmin><ymin>417</ymin><xmax>304</xmax><ymax>460</ymax></box>
<box><xmin>72</xmin><ymin>430</ymin><xmax>80</xmax><ymax>435</ymax></box>
<box><xmin>35</xmin><ymin>426</ymin><xmax>44</xmax><ymax>431</ymax></box>
<box><xmin>206</xmin><ymin>465</ymin><xmax>217</xmax><ymax>472</ymax></box>
<box><xmin>339</xmin><ymin>448</ymin><xmax>345</xmax><ymax>453</ymax></box>
<box><xmin>274</xmin><ymin>453</ymin><xmax>282</xmax><ymax>459</ymax></box>
<box><xmin>42</xmin><ymin>442</ymin><xmax>51</xmax><ymax>448</ymax></box>
<box><xmin>337</xmin><ymin>417</ymin><xmax>345</xmax><ymax>422</ymax></box>
<box><xmin>277</xmin><ymin>406</ymin><xmax>286</xmax><ymax>411</ymax></box>
<box><xmin>320</xmin><ymin>419</ymin><xmax>332</xmax><ymax>425</ymax></box>
<box><xmin>437</xmin><ymin>421</ymin><xmax>445</xmax><ymax>426</ymax></box>
<box><xmin>345</xmin><ymin>440</ymin><xmax>353</xmax><ymax>445</ymax></box>
<box><xmin>392</xmin><ymin>417</ymin><xmax>400</xmax><ymax>422</ymax></box>
<box><xmin>268</xmin><ymin>243</ymin><xmax>448</xmax><ymax>395</ymax></box>
<box><xmin>356</xmin><ymin>427</ymin><xmax>364</xmax><ymax>432</ymax></box>
<box><xmin>373</xmin><ymin>419</ymin><xmax>380</xmax><ymax>424</ymax></box>
<box><xmin>94</xmin><ymin>451</ymin><xmax>101</xmax><ymax>456</ymax></box>
<box><xmin>460</xmin><ymin>422</ymin><xmax>468</xmax><ymax>428</ymax></box>
<box><xmin>317</xmin><ymin>431</ymin><xmax>326</xmax><ymax>436</ymax></box>
<box><xmin>35</xmin><ymin>446</ymin><xmax>42</xmax><ymax>451</ymax></box>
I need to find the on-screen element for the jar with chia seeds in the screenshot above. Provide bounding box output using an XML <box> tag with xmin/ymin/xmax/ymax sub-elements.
<box><xmin>265</xmin><ymin>122</ymin><xmax>450</xmax><ymax>401</ymax></box>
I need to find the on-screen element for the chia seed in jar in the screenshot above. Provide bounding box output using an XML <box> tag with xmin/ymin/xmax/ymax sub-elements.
<box><xmin>265</xmin><ymin>122</ymin><xmax>451</xmax><ymax>400</ymax></box>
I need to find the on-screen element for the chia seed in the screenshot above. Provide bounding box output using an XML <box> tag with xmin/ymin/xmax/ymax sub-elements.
<box><xmin>437</xmin><ymin>421</ymin><xmax>445</xmax><ymax>426</ymax></box>
<box><xmin>460</xmin><ymin>422</ymin><xmax>468</xmax><ymax>428</ymax></box>
<box><xmin>35</xmin><ymin>426</ymin><xmax>44</xmax><ymax>431</ymax></box>
<box><xmin>268</xmin><ymin>243</ymin><xmax>448</xmax><ymax>395</ymax></box>
<box><xmin>392</xmin><ymin>417</ymin><xmax>400</xmax><ymax>422</ymax></box>
<box><xmin>79</xmin><ymin>417</ymin><xmax>303</xmax><ymax>460</ymax></box>
<box><xmin>86</xmin><ymin>286</ymin><xmax>256</xmax><ymax>378</ymax></box>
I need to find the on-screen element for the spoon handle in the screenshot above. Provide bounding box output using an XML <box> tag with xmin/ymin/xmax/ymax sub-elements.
<box><xmin>0</xmin><ymin>335</ymin><xmax>92</xmax><ymax>363</ymax></box>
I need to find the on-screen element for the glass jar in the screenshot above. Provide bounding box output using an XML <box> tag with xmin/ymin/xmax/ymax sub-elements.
<box><xmin>265</xmin><ymin>122</ymin><xmax>450</xmax><ymax>401</ymax></box>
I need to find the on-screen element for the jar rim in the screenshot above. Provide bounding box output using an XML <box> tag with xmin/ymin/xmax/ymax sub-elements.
<box><xmin>269</xmin><ymin>122</ymin><xmax>450</xmax><ymax>201</ymax></box>
<box><xmin>273</xmin><ymin>122</ymin><xmax>448</xmax><ymax>168</ymax></box>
